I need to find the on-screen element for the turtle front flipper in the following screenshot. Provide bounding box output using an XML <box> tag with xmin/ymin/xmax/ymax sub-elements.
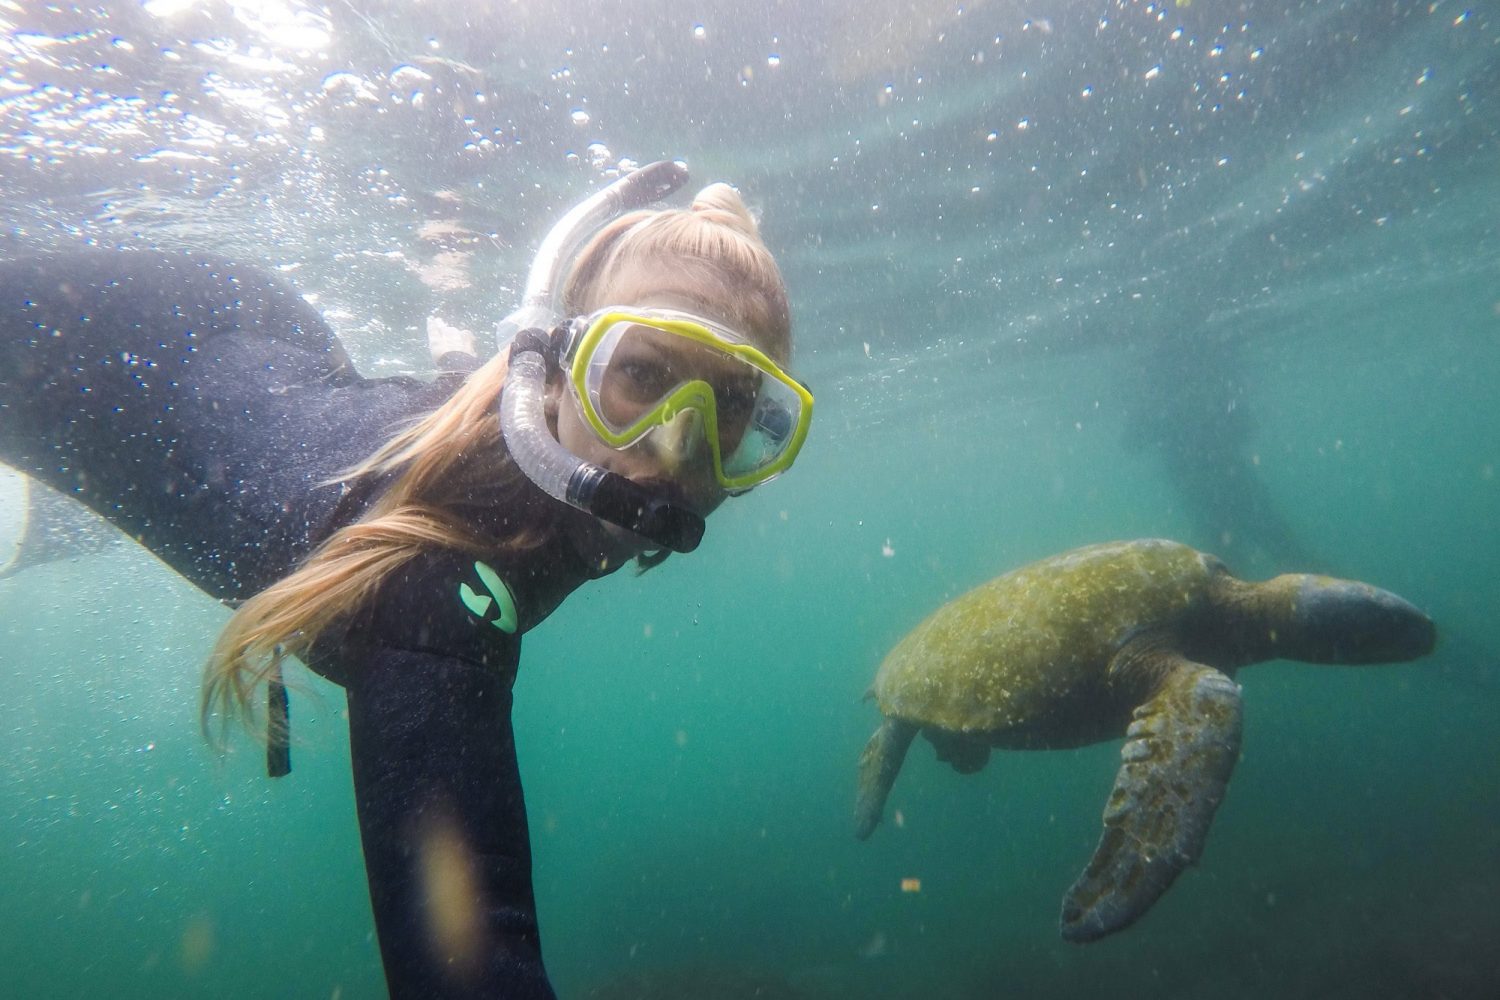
<box><xmin>854</xmin><ymin>716</ymin><xmax>918</xmax><ymax>840</ymax></box>
<box><xmin>1060</xmin><ymin>659</ymin><xmax>1243</xmax><ymax>942</ymax></box>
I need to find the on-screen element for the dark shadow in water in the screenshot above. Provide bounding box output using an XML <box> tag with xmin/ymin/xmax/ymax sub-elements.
<box><xmin>1120</xmin><ymin>320</ymin><xmax>1322</xmax><ymax>574</ymax></box>
<box><xmin>1118</xmin><ymin>318</ymin><xmax>1497</xmax><ymax>694</ymax></box>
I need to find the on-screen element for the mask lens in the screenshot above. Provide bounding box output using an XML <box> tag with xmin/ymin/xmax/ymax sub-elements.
<box><xmin>722</xmin><ymin>380</ymin><xmax>801</xmax><ymax>478</ymax></box>
<box><xmin>592</xmin><ymin>323</ymin><xmax>688</xmax><ymax>429</ymax></box>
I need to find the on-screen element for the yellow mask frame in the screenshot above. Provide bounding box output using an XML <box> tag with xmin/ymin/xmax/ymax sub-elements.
<box><xmin>563</xmin><ymin>308</ymin><xmax>814</xmax><ymax>493</ymax></box>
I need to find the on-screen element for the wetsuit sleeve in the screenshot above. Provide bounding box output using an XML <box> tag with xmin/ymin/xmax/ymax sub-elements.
<box><xmin>345</xmin><ymin>646</ymin><xmax>557</xmax><ymax>1000</ymax></box>
<box><xmin>0</xmin><ymin>249</ymin><xmax>423</xmax><ymax>600</ymax></box>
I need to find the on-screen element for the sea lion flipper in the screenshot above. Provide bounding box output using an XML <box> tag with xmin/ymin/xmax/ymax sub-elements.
<box><xmin>854</xmin><ymin>717</ymin><xmax>918</xmax><ymax>840</ymax></box>
<box><xmin>1059</xmin><ymin>660</ymin><xmax>1242</xmax><ymax>943</ymax></box>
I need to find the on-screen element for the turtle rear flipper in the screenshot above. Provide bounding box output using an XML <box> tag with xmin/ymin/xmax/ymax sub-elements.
<box><xmin>1060</xmin><ymin>660</ymin><xmax>1242</xmax><ymax>942</ymax></box>
<box><xmin>854</xmin><ymin>717</ymin><xmax>918</xmax><ymax>840</ymax></box>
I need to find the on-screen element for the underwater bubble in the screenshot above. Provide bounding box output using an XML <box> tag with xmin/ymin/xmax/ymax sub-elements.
<box><xmin>389</xmin><ymin>64</ymin><xmax>432</xmax><ymax>88</ymax></box>
<box><xmin>570</xmin><ymin>108</ymin><xmax>590</xmax><ymax>125</ymax></box>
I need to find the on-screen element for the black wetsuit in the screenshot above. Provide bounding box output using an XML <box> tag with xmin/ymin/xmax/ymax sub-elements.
<box><xmin>0</xmin><ymin>249</ymin><xmax>571</xmax><ymax>999</ymax></box>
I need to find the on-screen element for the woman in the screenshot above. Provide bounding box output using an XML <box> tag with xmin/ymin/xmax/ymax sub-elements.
<box><xmin>0</xmin><ymin>165</ymin><xmax>813</xmax><ymax>998</ymax></box>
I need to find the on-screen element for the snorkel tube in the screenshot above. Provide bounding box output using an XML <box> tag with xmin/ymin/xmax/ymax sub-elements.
<box><xmin>498</xmin><ymin>161</ymin><xmax>706</xmax><ymax>554</ymax></box>
<box><xmin>495</xmin><ymin>160</ymin><xmax>690</xmax><ymax>350</ymax></box>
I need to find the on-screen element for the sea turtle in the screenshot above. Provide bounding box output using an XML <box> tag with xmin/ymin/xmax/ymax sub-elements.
<box><xmin>854</xmin><ymin>539</ymin><xmax>1435</xmax><ymax>942</ymax></box>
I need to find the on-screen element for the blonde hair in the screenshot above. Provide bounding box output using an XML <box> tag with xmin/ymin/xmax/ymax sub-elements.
<box><xmin>564</xmin><ymin>182</ymin><xmax>791</xmax><ymax>357</ymax></box>
<box><xmin>201</xmin><ymin>181</ymin><xmax>789</xmax><ymax>740</ymax></box>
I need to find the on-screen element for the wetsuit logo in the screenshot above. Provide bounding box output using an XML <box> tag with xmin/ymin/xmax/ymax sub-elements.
<box><xmin>458</xmin><ymin>560</ymin><xmax>519</xmax><ymax>634</ymax></box>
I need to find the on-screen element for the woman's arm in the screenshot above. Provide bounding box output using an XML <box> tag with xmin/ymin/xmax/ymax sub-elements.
<box><xmin>0</xmin><ymin>248</ymin><xmax>452</xmax><ymax>600</ymax></box>
<box><xmin>345</xmin><ymin>644</ymin><xmax>557</xmax><ymax>1000</ymax></box>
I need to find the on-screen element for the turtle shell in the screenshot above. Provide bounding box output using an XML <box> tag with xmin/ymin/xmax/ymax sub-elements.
<box><xmin>872</xmin><ymin>539</ymin><xmax>1222</xmax><ymax>734</ymax></box>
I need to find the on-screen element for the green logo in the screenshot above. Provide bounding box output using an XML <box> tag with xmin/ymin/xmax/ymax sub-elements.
<box><xmin>458</xmin><ymin>560</ymin><xmax>519</xmax><ymax>634</ymax></box>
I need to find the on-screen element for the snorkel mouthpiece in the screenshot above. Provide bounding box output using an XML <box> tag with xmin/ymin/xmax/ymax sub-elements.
<box><xmin>565</xmin><ymin>464</ymin><xmax>705</xmax><ymax>554</ymax></box>
<box><xmin>501</xmin><ymin>328</ymin><xmax>705</xmax><ymax>554</ymax></box>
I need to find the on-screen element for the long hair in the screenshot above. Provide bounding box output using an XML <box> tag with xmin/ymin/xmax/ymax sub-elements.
<box><xmin>201</xmin><ymin>181</ymin><xmax>789</xmax><ymax>740</ymax></box>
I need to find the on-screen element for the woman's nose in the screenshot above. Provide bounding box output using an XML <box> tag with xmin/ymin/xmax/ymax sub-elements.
<box><xmin>650</xmin><ymin>408</ymin><xmax>707</xmax><ymax>474</ymax></box>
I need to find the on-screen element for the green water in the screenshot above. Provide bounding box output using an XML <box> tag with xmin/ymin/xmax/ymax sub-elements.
<box><xmin>4</xmin><ymin>286</ymin><xmax>1494</xmax><ymax>997</ymax></box>
<box><xmin>3</xmin><ymin>1</ymin><xmax>1498</xmax><ymax>997</ymax></box>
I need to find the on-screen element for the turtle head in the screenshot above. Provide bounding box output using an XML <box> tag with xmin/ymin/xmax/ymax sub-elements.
<box><xmin>1255</xmin><ymin>574</ymin><xmax>1437</xmax><ymax>665</ymax></box>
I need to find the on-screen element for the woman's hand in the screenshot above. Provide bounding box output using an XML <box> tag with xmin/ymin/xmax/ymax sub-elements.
<box><xmin>427</xmin><ymin>315</ymin><xmax>478</xmax><ymax>366</ymax></box>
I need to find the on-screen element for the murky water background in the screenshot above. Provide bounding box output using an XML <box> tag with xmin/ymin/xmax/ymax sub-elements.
<box><xmin>2</xmin><ymin>3</ymin><xmax>1496</xmax><ymax>997</ymax></box>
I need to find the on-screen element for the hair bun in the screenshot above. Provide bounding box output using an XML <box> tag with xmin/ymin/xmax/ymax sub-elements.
<box><xmin>690</xmin><ymin>182</ymin><xmax>761</xmax><ymax>238</ymax></box>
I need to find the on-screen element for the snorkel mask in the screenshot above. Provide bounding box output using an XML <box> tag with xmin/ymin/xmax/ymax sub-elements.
<box><xmin>563</xmin><ymin>307</ymin><xmax>812</xmax><ymax>494</ymax></box>
<box><xmin>496</xmin><ymin>162</ymin><xmax>813</xmax><ymax>554</ymax></box>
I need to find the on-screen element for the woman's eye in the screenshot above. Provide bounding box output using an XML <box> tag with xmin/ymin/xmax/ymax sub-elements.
<box><xmin>620</xmin><ymin>360</ymin><xmax>675</xmax><ymax>394</ymax></box>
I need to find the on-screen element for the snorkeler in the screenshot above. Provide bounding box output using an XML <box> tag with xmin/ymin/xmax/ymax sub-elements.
<box><xmin>0</xmin><ymin>162</ymin><xmax>812</xmax><ymax>998</ymax></box>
